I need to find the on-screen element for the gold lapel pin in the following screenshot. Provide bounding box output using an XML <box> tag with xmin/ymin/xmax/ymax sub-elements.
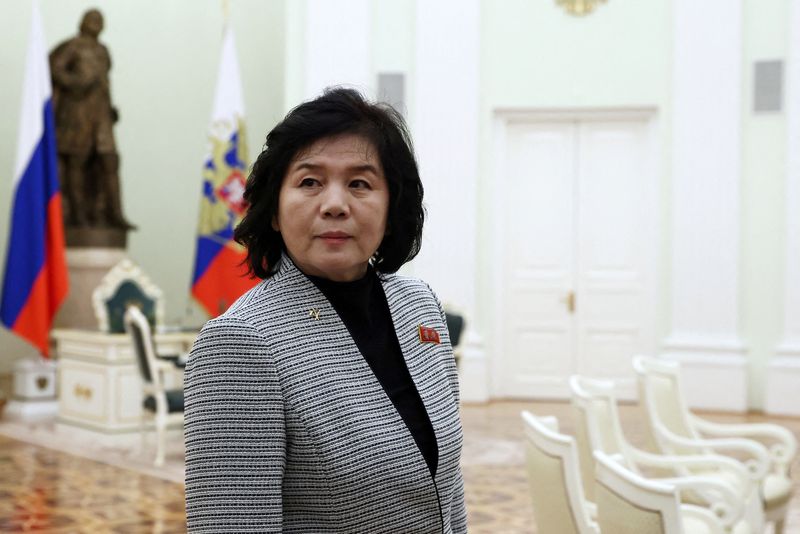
<box><xmin>309</xmin><ymin>308</ymin><xmax>321</xmax><ymax>320</ymax></box>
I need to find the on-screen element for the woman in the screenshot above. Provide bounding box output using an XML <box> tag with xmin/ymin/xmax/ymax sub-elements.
<box><xmin>184</xmin><ymin>88</ymin><xmax>467</xmax><ymax>533</ymax></box>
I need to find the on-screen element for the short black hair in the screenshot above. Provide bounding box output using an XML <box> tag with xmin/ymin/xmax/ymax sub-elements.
<box><xmin>235</xmin><ymin>87</ymin><xmax>425</xmax><ymax>278</ymax></box>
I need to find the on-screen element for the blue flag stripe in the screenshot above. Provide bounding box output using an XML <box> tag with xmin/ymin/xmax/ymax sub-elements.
<box><xmin>1</xmin><ymin>100</ymin><xmax>59</xmax><ymax>327</ymax></box>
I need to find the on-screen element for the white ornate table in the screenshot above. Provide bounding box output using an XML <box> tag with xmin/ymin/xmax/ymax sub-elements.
<box><xmin>51</xmin><ymin>328</ymin><xmax>196</xmax><ymax>442</ymax></box>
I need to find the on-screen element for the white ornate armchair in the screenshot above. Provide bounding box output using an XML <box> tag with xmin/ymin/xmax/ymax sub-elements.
<box><xmin>520</xmin><ymin>410</ymin><xmax>599</xmax><ymax>534</ymax></box>
<box><xmin>594</xmin><ymin>450</ymin><xmax>737</xmax><ymax>534</ymax></box>
<box><xmin>633</xmin><ymin>355</ymin><xmax>797</xmax><ymax>533</ymax></box>
<box><xmin>124</xmin><ymin>305</ymin><xmax>184</xmax><ymax>466</ymax></box>
<box><xmin>569</xmin><ymin>375</ymin><xmax>758</xmax><ymax>533</ymax></box>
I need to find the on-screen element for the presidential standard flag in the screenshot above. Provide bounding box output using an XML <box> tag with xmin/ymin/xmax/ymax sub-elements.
<box><xmin>191</xmin><ymin>26</ymin><xmax>257</xmax><ymax>317</ymax></box>
<box><xmin>0</xmin><ymin>0</ymin><xmax>69</xmax><ymax>356</ymax></box>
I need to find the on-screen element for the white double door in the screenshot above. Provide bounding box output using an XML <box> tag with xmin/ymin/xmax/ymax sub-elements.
<box><xmin>496</xmin><ymin>115</ymin><xmax>657</xmax><ymax>400</ymax></box>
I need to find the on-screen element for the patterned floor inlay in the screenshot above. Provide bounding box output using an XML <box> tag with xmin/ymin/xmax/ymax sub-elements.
<box><xmin>0</xmin><ymin>436</ymin><xmax>185</xmax><ymax>533</ymax></box>
<box><xmin>0</xmin><ymin>400</ymin><xmax>798</xmax><ymax>533</ymax></box>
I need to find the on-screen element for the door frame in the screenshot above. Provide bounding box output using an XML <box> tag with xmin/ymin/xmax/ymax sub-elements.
<box><xmin>488</xmin><ymin>108</ymin><xmax>662</xmax><ymax>399</ymax></box>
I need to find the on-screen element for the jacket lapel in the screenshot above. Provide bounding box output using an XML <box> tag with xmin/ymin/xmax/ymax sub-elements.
<box><xmin>381</xmin><ymin>275</ymin><xmax>458</xmax><ymax>467</ymax></box>
<box><xmin>276</xmin><ymin>256</ymin><xmax>456</xmax><ymax>475</ymax></box>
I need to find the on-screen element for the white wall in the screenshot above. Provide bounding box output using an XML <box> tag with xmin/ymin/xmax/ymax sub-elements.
<box><xmin>741</xmin><ymin>0</ymin><xmax>790</xmax><ymax>410</ymax></box>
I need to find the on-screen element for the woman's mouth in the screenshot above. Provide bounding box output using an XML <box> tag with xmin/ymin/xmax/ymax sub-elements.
<box><xmin>318</xmin><ymin>232</ymin><xmax>351</xmax><ymax>244</ymax></box>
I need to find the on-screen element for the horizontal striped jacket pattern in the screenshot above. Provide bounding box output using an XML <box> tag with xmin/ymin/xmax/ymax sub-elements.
<box><xmin>184</xmin><ymin>256</ymin><xmax>467</xmax><ymax>533</ymax></box>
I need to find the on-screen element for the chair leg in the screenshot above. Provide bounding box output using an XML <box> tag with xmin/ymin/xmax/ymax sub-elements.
<box><xmin>774</xmin><ymin>519</ymin><xmax>785</xmax><ymax>534</ymax></box>
<box><xmin>140</xmin><ymin>412</ymin><xmax>150</xmax><ymax>460</ymax></box>
<box><xmin>155</xmin><ymin>415</ymin><xmax>166</xmax><ymax>467</ymax></box>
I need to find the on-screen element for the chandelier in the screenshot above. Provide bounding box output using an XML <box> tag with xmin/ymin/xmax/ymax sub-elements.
<box><xmin>556</xmin><ymin>0</ymin><xmax>607</xmax><ymax>16</ymax></box>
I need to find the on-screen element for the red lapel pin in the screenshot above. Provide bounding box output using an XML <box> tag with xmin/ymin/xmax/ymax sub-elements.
<box><xmin>418</xmin><ymin>325</ymin><xmax>441</xmax><ymax>344</ymax></box>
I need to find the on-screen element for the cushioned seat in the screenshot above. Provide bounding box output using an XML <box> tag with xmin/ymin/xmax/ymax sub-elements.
<box><xmin>683</xmin><ymin>515</ymin><xmax>752</xmax><ymax>534</ymax></box>
<box><xmin>143</xmin><ymin>389</ymin><xmax>184</xmax><ymax>413</ymax></box>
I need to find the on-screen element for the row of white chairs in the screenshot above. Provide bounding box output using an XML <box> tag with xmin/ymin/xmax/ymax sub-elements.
<box><xmin>521</xmin><ymin>355</ymin><xmax>797</xmax><ymax>534</ymax></box>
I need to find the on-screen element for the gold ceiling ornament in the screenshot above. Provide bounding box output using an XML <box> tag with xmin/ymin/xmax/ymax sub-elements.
<box><xmin>556</xmin><ymin>0</ymin><xmax>608</xmax><ymax>16</ymax></box>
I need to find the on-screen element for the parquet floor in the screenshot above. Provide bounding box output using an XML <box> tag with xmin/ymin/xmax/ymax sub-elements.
<box><xmin>0</xmin><ymin>401</ymin><xmax>798</xmax><ymax>533</ymax></box>
<box><xmin>0</xmin><ymin>436</ymin><xmax>185</xmax><ymax>533</ymax></box>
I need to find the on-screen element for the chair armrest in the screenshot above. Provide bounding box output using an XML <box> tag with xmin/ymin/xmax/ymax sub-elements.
<box><xmin>153</xmin><ymin>360</ymin><xmax>175</xmax><ymax>376</ymax></box>
<box><xmin>156</xmin><ymin>352</ymin><xmax>187</xmax><ymax>369</ymax></box>
<box><xmin>655</xmin><ymin>475</ymin><xmax>743</xmax><ymax>528</ymax></box>
<box><xmin>653</xmin><ymin>423</ymin><xmax>771</xmax><ymax>481</ymax></box>
<box><xmin>689</xmin><ymin>413</ymin><xmax>798</xmax><ymax>471</ymax></box>
<box><xmin>678</xmin><ymin>504</ymin><xmax>728</xmax><ymax>532</ymax></box>
<box><xmin>627</xmin><ymin>447</ymin><xmax>752</xmax><ymax>491</ymax></box>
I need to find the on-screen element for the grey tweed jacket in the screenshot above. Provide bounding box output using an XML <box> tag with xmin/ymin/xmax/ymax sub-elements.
<box><xmin>184</xmin><ymin>256</ymin><xmax>467</xmax><ymax>533</ymax></box>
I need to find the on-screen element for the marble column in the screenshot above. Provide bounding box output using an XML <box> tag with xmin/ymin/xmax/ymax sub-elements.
<box><xmin>765</xmin><ymin>0</ymin><xmax>800</xmax><ymax>415</ymax></box>
<box><xmin>662</xmin><ymin>0</ymin><xmax>746</xmax><ymax>411</ymax></box>
<box><xmin>412</xmin><ymin>0</ymin><xmax>487</xmax><ymax>402</ymax></box>
<box><xmin>285</xmin><ymin>0</ymin><xmax>372</xmax><ymax>104</ymax></box>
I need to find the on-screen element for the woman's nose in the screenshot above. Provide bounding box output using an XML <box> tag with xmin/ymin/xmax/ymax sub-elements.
<box><xmin>321</xmin><ymin>185</ymin><xmax>349</xmax><ymax>218</ymax></box>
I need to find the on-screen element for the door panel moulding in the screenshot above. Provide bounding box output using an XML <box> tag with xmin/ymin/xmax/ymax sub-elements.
<box><xmin>488</xmin><ymin>108</ymin><xmax>661</xmax><ymax>401</ymax></box>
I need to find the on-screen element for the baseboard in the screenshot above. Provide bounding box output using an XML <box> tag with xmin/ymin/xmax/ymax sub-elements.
<box><xmin>458</xmin><ymin>330</ymin><xmax>490</xmax><ymax>403</ymax></box>
<box><xmin>660</xmin><ymin>346</ymin><xmax>747</xmax><ymax>412</ymax></box>
<box><xmin>3</xmin><ymin>398</ymin><xmax>59</xmax><ymax>420</ymax></box>
<box><xmin>764</xmin><ymin>342</ymin><xmax>800</xmax><ymax>415</ymax></box>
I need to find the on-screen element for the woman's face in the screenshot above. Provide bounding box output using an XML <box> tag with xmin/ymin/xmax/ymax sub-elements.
<box><xmin>273</xmin><ymin>134</ymin><xmax>390</xmax><ymax>282</ymax></box>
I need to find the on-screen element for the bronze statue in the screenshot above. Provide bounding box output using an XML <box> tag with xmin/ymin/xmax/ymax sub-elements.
<box><xmin>50</xmin><ymin>9</ymin><xmax>134</xmax><ymax>246</ymax></box>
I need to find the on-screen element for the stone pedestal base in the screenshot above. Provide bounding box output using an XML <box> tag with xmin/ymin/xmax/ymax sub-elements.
<box><xmin>53</xmin><ymin>248</ymin><xmax>126</xmax><ymax>330</ymax></box>
<box><xmin>2</xmin><ymin>356</ymin><xmax>58</xmax><ymax>422</ymax></box>
<box><xmin>66</xmin><ymin>227</ymin><xmax>128</xmax><ymax>248</ymax></box>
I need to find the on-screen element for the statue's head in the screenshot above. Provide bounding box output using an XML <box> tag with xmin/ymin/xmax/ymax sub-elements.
<box><xmin>79</xmin><ymin>9</ymin><xmax>104</xmax><ymax>38</ymax></box>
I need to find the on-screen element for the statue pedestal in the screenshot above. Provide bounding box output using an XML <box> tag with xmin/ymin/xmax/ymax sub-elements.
<box><xmin>66</xmin><ymin>227</ymin><xmax>128</xmax><ymax>248</ymax></box>
<box><xmin>54</xmin><ymin>248</ymin><xmax>126</xmax><ymax>330</ymax></box>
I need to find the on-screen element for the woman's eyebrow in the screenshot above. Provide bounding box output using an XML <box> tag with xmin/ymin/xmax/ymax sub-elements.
<box><xmin>291</xmin><ymin>162</ymin><xmax>380</xmax><ymax>175</ymax></box>
<box><xmin>291</xmin><ymin>162</ymin><xmax>322</xmax><ymax>172</ymax></box>
<box><xmin>349</xmin><ymin>164</ymin><xmax>380</xmax><ymax>175</ymax></box>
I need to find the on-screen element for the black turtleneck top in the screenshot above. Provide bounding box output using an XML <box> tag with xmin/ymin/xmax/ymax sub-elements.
<box><xmin>306</xmin><ymin>267</ymin><xmax>439</xmax><ymax>477</ymax></box>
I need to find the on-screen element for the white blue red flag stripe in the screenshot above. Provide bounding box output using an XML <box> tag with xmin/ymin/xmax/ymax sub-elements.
<box><xmin>0</xmin><ymin>0</ymin><xmax>68</xmax><ymax>356</ymax></box>
<box><xmin>191</xmin><ymin>26</ymin><xmax>257</xmax><ymax>317</ymax></box>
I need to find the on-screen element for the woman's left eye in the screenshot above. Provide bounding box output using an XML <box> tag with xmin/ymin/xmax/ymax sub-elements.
<box><xmin>350</xmin><ymin>179</ymin><xmax>371</xmax><ymax>189</ymax></box>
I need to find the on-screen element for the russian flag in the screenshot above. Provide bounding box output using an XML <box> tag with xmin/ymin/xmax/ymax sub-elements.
<box><xmin>190</xmin><ymin>26</ymin><xmax>258</xmax><ymax>317</ymax></box>
<box><xmin>0</xmin><ymin>1</ymin><xmax>69</xmax><ymax>357</ymax></box>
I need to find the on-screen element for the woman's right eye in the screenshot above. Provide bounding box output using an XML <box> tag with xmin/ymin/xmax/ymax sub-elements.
<box><xmin>299</xmin><ymin>177</ymin><xmax>319</xmax><ymax>187</ymax></box>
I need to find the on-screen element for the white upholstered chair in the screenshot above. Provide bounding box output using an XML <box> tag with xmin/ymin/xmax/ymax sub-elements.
<box><xmin>594</xmin><ymin>450</ymin><xmax>736</xmax><ymax>534</ymax></box>
<box><xmin>124</xmin><ymin>305</ymin><xmax>184</xmax><ymax>466</ymax></box>
<box><xmin>520</xmin><ymin>410</ymin><xmax>599</xmax><ymax>534</ymax></box>
<box><xmin>569</xmin><ymin>375</ymin><xmax>757</xmax><ymax>533</ymax></box>
<box><xmin>633</xmin><ymin>355</ymin><xmax>797</xmax><ymax>533</ymax></box>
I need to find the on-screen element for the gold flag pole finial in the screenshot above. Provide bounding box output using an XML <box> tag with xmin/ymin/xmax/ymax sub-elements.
<box><xmin>223</xmin><ymin>0</ymin><xmax>231</xmax><ymax>26</ymax></box>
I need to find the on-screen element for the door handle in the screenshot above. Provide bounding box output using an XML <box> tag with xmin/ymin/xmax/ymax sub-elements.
<box><xmin>562</xmin><ymin>291</ymin><xmax>575</xmax><ymax>314</ymax></box>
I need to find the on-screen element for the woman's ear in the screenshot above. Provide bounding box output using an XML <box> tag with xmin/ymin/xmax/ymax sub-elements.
<box><xmin>271</xmin><ymin>215</ymin><xmax>280</xmax><ymax>232</ymax></box>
